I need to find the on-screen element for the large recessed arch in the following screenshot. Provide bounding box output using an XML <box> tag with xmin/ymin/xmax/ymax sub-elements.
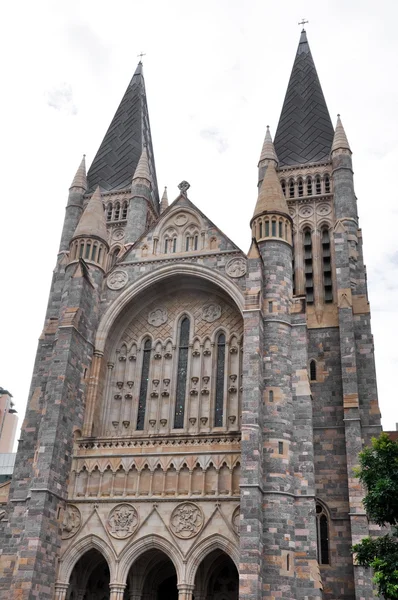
<box><xmin>95</xmin><ymin>262</ymin><xmax>245</xmax><ymax>353</ymax></box>
<box><xmin>184</xmin><ymin>534</ymin><xmax>239</xmax><ymax>586</ymax></box>
<box><xmin>58</xmin><ymin>534</ymin><xmax>117</xmax><ymax>584</ymax></box>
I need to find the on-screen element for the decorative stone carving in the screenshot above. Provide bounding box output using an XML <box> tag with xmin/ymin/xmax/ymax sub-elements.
<box><xmin>299</xmin><ymin>205</ymin><xmax>314</xmax><ymax>218</ymax></box>
<box><xmin>107</xmin><ymin>270</ymin><xmax>128</xmax><ymax>290</ymax></box>
<box><xmin>226</xmin><ymin>257</ymin><xmax>247</xmax><ymax>278</ymax></box>
<box><xmin>202</xmin><ymin>303</ymin><xmax>222</xmax><ymax>323</ymax></box>
<box><xmin>148</xmin><ymin>307</ymin><xmax>168</xmax><ymax>327</ymax></box>
<box><xmin>170</xmin><ymin>502</ymin><xmax>204</xmax><ymax>538</ymax></box>
<box><xmin>174</xmin><ymin>213</ymin><xmax>188</xmax><ymax>227</ymax></box>
<box><xmin>178</xmin><ymin>180</ymin><xmax>191</xmax><ymax>193</ymax></box>
<box><xmin>61</xmin><ymin>505</ymin><xmax>81</xmax><ymax>539</ymax></box>
<box><xmin>112</xmin><ymin>228</ymin><xmax>125</xmax><ymax>241</ymax></box>
<box><xmin>107</xmin><ymin>503</ymin><xmax>139</xmax><ymax>539</ymax></box>
<box><xmin>317</xmin><ymin>203</ymin><xmax>331</xmax><ymax>216</ymax></box>
<box><xmin>232</xmin><ymin>506</ymin><xmax>240</xmax><ymax>535</ymax></box>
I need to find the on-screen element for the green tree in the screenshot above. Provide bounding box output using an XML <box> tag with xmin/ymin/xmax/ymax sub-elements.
<box><xmin>353</xmin><ymin>432</ymin><xmax>398</xmax><ymax>599</ymax></box>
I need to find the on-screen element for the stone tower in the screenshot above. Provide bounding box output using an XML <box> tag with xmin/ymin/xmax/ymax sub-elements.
<box><xmin>0</xmin><ymin>31</ymin><xmax>381</xmax><ymax>600</ymax></box>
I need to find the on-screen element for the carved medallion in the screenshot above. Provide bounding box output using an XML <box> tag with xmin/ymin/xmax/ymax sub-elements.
<box><xmin>232</xmin><ymin>506</ymin><xmax>240</xmax><ymax>535</ymax></box>
<box><xmin>316</xmin><ymin>203</ymin><xmax>331</xmax><ymax>216</ymax></box>
<box><xmin>107</xmin><ymin>503</ymin><xmax>139</xmax><ymax>539</ymax></box>
<box><xmin>107</xmin><ymin>270</ymin><xmax>128</xmax><ymax>291</ymax></box>
<box><xmin>174</xmin><ymin>213</ymin><xmax>188</xmax><ymax>227</ymax></box>
<box><xmin>61</xmin><ymin>505</ymin><xmax>81</xmax><ymax>539</ymax></box>
<box><xmin>299</xmin><ymin>205</ymin><xmax>314</xmax><ymax>218</ymax></box>
<box><xmin>202</xmin><ymin>303</ymin><xmax>222</xmax><ymax>323</ymax></box>
<box><xmin>148</xmin><ymin>307</ymin><xmax>168</xmax><ymax>327</ymax></box>
<box><xmin>112</xmin><ymin>228</ymin><xmax>125</xmax><ymax>241</ymax></box>
<box><xmin>226</xmin><ymin>257</ymin><xmax>247</xmax><ymax>278</ymax></box>
<box><xmin>170</xmin><ymin>502</ymin><xmax>204</xmax><ymax>539</ymax></box>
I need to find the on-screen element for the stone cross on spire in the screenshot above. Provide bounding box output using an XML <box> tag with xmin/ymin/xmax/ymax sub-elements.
<box><xmin>298</xmin><ymin>18</ymin><xmax>309</xmax><ymax>28</ymax></box>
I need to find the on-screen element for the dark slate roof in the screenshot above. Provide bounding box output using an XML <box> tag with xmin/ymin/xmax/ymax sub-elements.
<box><xmin>273</xmin><ymin>30</ymin><xmax>334</xmax><ymax>166</ymax></box>
<box><xmin>87</xmin><ymin>62</ymin><xmax>159</xmax><ymax>205</ymax></box>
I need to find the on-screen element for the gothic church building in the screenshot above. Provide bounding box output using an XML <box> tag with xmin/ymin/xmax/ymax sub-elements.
<box><xmin>0</xmin><ymin>30</ymin><xmax>382</xmax><ymax>600</ymax></box>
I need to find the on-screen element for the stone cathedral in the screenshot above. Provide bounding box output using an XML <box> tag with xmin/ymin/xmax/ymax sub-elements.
<box><xmin>0</xmin><ymin>29</ymin><xmax>382</xmax><ymax>600</ymax></box>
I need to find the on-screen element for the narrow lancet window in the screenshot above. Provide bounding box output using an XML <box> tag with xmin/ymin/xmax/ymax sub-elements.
<box><xmin>174</xmin><ymin>317</ymin><xmax>190</xmax><ymax>428</ymax></box>
<box><xmin>307</xmin><ymin>177</ymin><xmax>312</xmax><ymax>196</ymax></box>
<box><xmin>322</xmin><ymin>228</ymin><xmax>333</xmax><ymax>302</ymax></box>
<box><xmin>298</xmin><ymin>178</ymin><xmax>303</xmax><ymax>197</ymax></box>
<box><xmin>316</xmin><ymin>504</ymin><xmax>330</xmax><ymax>564</ymax></box>
<box><xmin>281</xmin><ymin>180</ymin><xmax>286</xmax><ymax>196</ymax></box>
<box><xmin>122</xmin><ymin>202</ymin><xmax>128</xmax><ymax>219</ymax></box>
<box><xmin>310</xmin><ymin>359</ymin><xmax>317</xmax><ymax>381</ymax></box>
<box><xmin>289</xmin><ymin>179</ymin><xmax>295</xmax><ymax>198</ymax></box>
<box><xmin>114</xmin><ymin>202</ymin><xmax>121</xmax><ymax>220</ymax></box>
<box><xmin>315</xmin><ymin>176</ymin><xmax>321</xmax><ymax>195</ymax></box>
<box><xmin>136</xmin><ymin>339</ymin><xmax>151</xmax><ymax>430</ymax></box>
<box><xmin>214</xmin><ymin>333</ymin><xmax>226</xmax><ymax>427</ymax></box>
<box><xmin>324</xmin><ymin>175</ymin><xmax>331</xmax><ymax>193</ymax></box>
<box><xmin>304</xmin><ymin>229</ymin><xmax>314</xmax><ymax>304</ymax></box>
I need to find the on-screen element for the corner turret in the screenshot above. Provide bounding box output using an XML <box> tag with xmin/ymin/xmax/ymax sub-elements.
<box><xmin>160</xmin><ymin>187</ymin><xmax>169</xmax><ymax>213</ymax></box>
<box><xmin>125</xmin><ymin>147</ymin><xmax>153</xmax><ymax>244</ymax></box>
<box><xmin>59</xmin><ymin>155</ymin><xmax>87</xmax><ymax>252</ymax></box>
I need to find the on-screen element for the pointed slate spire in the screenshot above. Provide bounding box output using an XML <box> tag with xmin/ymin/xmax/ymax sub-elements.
<box><xmin>73</xmin><ymin>186</ymin><xmax>108</xmax><ymax>242</ymax></box>
<box><xmin>331</xmin><ymin>114</ymin><xmax>351</xmax><ymax>155</ymax></box>
<box><xmin>259</xmin><ymin>126</ymin><xmax>278</xmax><ymax>165</ymax></box>
<box><xmin>253</xmin><ymin>162</ymin><xmax>289</xmax><ymax>220</ymax></box>
<box><xmin>274</xmin><ymin>29</ymin><xmax>334</xmax><ymax>166</ymax></box>
<box><xmin>87</xmin><ymin>62</ymin><xmax>159</xmax><ymax>204</ymax></box>
<box><xmin>160</xmin><ymin>187</ymin><xmax>169</xmax><ymax>213</ymax></box>
<box><xmin>70</xmin><ymin>155</ymin><xmax>87</xmax><ymax>189</ymax></box>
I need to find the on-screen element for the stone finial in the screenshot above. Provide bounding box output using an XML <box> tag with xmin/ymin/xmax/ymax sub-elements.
<box><xmin>73</xmin><ymin>186</ymin><xmax>108</xmax><ymax>242</ymax></box>
<box><xmin>160</xmin><ymin>187</ymin><xmax>169</xmax><ymax>213</ymax></box>
<box><xmin>258</xmin><ymin>126</ymin><xmax>278</xmax><ymax>165</ymax></box>
<box><xmin>252</xmin><ymin>161</ymin><xmax>289</xmax><ymax>220</ymax></box>
<box><xmin>331</xmin><ymin>114</ymin><xmax>351</xmax><ymax>155</ymax></box>
<box><xmin>70</xmin><ymin>155</ymin><xmax>87</xmax><ymax>190</ymax></box>
<box><xmin>132</xmin><ymin>147</ymin><xmax>151</xmax><ymax>184</ymax></box>
<box><xmin>178</xmin><ymin>181</ymin><xmax>190</xmax><ymax>194</ymax></box>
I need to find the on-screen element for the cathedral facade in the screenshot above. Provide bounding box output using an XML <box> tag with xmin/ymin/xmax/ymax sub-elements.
<box><xmin>0</xmin><ymin>30</ymin><xmax>382</xmax><ymax>600</ymax></box>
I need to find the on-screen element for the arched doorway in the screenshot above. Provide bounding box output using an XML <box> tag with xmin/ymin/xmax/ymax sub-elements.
<box><xmin>126</xmin><ymin>548</ymin><xmax>178</xmax><ymax>600</ymax></box>
<box><xmin>66</xmin><ymin>549</ymin><xmax>110</xmax><ymax>600</ymax></box>
<box><xmin>194</xmin><ymin>550</ymin><xmax>238</xmax><ymax>600</ymax></box>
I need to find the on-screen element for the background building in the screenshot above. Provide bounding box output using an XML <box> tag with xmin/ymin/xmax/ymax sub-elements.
<box><xmin>0</xmin><ymin>30</ymin><xmax>381</xmax><ymax>600</ymax></box>
<box><xmin>0</xmin><ymin>388</ymin><xmax>17</xmax><ymax>454</ymax></box>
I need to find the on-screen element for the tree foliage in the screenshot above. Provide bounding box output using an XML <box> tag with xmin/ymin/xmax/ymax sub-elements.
<box><xmin>352</xmin><ymin>433</ymin><xmax>398</xmax><ymax>599</ymax></box>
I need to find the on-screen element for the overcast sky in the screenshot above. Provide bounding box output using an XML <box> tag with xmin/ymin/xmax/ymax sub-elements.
<box><xmin>1</xmin><ymin>0</ymin><xmax>398</xmax><ymax>439</ymax></box>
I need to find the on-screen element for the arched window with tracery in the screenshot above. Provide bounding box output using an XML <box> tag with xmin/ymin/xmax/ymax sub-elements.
<box><xmin>174</xmin><ymin>317</ymin><xmax>190</xmax><ymax>429</ymax></box>
<box><xmin>322</xmin><ymin>227</ymin><xmax>333</xmax><ymax>302</ymax></box>
<box><xmin>214</xmin><ymin>332</ymin><xmax>226</xmax><ymax>427</ymax></box>
<box><xmin>136</xmin><ymin>339</ymin><xmax>152</xmax><ymax>430</ymax></box>
<box><xmin>316</xmin><ymin>503</ymin><xmax>330</xmax><ymax>564</ymax></box>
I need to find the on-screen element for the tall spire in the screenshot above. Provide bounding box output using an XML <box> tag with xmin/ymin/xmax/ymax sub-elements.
<box><xmin>87</xmin><ymin>62</ymin><xmax>159</xmax><ymax>205</ymax></box>
<box><xmin>70</xmin><ymin>155</ymin><xmax>87</xmax><ymax>189</ymax></box>
<box><xmin>331</xmin><ymin>114</ymin><xmax>351</xmax><ymax>155</ymax></box>
<box><xmin>273</xmin><ymin>30</ymin><xmax>334</xmax><ymax>166</ymax></box>
<box><xmin>252</xmin><ymin>162</ymin><xmax>289</xmax><ymax>221</ymax></box>
<box><xmin>259</xmin><ymin>126</ymin><xmax>278</xmax><ymax>165</ymax></box>
<box><xmin>160</xmin><ymin>187</ymin><xmax>169</xmax><ymax>213</ymax></box>
<box><xmin>73</xmin><ymin>186</ymin><xmax>108</xmax><ymax>242</ymax></box>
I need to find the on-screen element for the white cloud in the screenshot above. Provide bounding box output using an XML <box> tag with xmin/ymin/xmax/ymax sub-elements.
<box><xmin>46</xmin><ymin>83</ymin><xmax>78</xmax><ymax>115</ymax></box>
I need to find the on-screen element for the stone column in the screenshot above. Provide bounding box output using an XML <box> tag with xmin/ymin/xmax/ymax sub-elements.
<box><xmin>82</xmin><ymin>350</ymin><xmax>104</xmax><ymax>436</ymax></box>
<box><xmin>177</xmin><ymin>584</ymin><xmax>195</xmax><ymax>600</ymax></box>
<box><xmin>110</xmin><ymin>583</ymin><xmax>127</xmax><ymax>600</ymax></box>
<box><xmin>54</xmin><ymin>582</ymin><xmax>69</xmax><ymax>600</ymax></box>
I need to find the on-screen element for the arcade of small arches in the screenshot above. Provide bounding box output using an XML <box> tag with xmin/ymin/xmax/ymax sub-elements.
<box><xmin>70</xmin><ymin>237</ymin><xmax>108</xmax><ymax>269</ymax></box>
<box><xmin>57</xmin><ymin>539</ymin><xmax>239</xmax><ymax>600</ymax></box>
<box><xmin>251</xmin><ymin>214</ymin><xmax>292</xmax><ymax>244</ymax></box>
<box><xmin>106</xmin><ymin>200</ymin><xmax>129</xmax><ymax>223</ymax></box>
<box><xmin>281</xmin><ymin>173</ymin><xmax>331</xmax><ymax>199</ymax></box>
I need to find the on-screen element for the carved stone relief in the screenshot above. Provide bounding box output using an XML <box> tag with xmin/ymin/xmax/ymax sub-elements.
<box><xmin>61</xmin><ymin>505</ymin><xmax>81</xmax><ymax>539</ymax></box>
<box><xmin>107</xmin><ymin>503</ymin><xmax>139</xmax><ymax>539</ymax></box>
<box><xmin>112</xmin><ymin>228</ymin><xmax>125</xmax><ymax>241</ymax></box>
<box><xmin>202</xmin><ymin>303</ymin><xmax>222</xmax><ymax>323</ymax></box>
<box><xmin>317</xmin><ymin>203</ymin><xmax>331</xmax><ymax>216</ymax></box>
<box><xmin>107</xmin><ymin>270</ymin><xmax>128</xmax><ymax>291</ymax></box>
<box><xmin>174</xmin><ymin>213</ymin><xmax>188</xmax><ymax>227</ymax></box>
<box><xmin>232</xmin><ymin>506</ymin><xmax>240</xmax><ymax>535</ymax></box>
<box><xmin>170</xmin><ymin>502</ymin><xmax>204</xmax><ymax>538</ymax></box>
<box><xmin>299</xmin><ymin>205</ymin><xmax>314</xmax><ymax>218</ymax></box>
<box><xmin>148</xmin><ymin>307</ymin><xmax>168</xmax><ymax>327</ymax></box>
<box><xmin>226</xmin><ymin>258</ymin><xmax>247</xmax><ymax>278</ymax></box>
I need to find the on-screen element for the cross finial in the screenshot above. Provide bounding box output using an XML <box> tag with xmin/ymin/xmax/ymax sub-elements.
<box><xmin>298</xmin><ymin>18</ymin><xmax>309</xmax><ymax>28</ymax></box>
<box><xmin>137</xmin><ymin>51</ymin><xmax>146</xmax><ymax>62</ymax></box>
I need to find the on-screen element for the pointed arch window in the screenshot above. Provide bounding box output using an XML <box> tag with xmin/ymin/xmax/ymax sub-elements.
<box><xmin>298</xmin><ymin>178</ymin><xmax>304</xmax><ymax>197</ymax></box>
<box><xmin>322</xmin><ymin>228</ymin><xmax>333</xmax><ymax>302</ymax></box>
<box><xmin>174</xmin><ymin>317</ymin><xmax>190</xmax><ymax>429</ymax></box>
<box><xmin>316</xmin><ymin>503</ymin><xmax>330</xmax><ymax>564</ymax></box>
<box><xmin>214</xmin><ymin>333</ymin><xmax>226</xmax><ymax>427</ymax></box>
<box><xmin>279</xmin><ymin>220</ymin><xmax>283</xmax><ymax>238</ymax></box>
<box><xmin>307</xmin><ymin>177</ymin><xmax>313</xmax><ymax>196</ymax></box>
<box><xmin>114</xmin><ymin>202</ymin><xmax>121</xmax><ymax>220</ymax></box>
<box><xmin>281</xmin><ymin>180</ymin><xmax>286</xmax><ymax>197</ymax></box>
<box><xmin>324</xmin><ymin>175</ymin><xmax>331</xmax><ymax>193</ymax></box>
<box><xmin>136</xmin><ymin>339</ymin><xmax>151</xmax><ymax>430</ymax></box>
<box><xmin>172</xmin><ymin>237</ymin><xmax>177</xmax><ymax>253</ymax></box>
<box><xmin>265</xmin><ymin>220</ymin><xmax>270</xmax><ymax>237</ymax></box>
<box><xmin>91</xmin><ymin>244</ymin><xmax>97</xmax><ymax>262</ymax></box>
<box><xmin>122</xmin><ymin>201</ymin><xmax>128</xmax><ymax>219</ymax></box>
<box><xmin>289</xmin><ymin>179</ymin><xmax>295</xmax><ymax>198</ymax></box>
<box><xmin>272</xmin><ymin>220</ymin><xmax>277</xmax><ymax>237</ymax></box>
<box><xmin>310</xmin><ymin>359</ymin><xmax>317</xmax><ymax>381</ymax></box>
<box><xmin>106</xmin><ymin>203</ymin><xmax>113</xmax><ymax>221</ymax></box>
<box><xmin>194</xmin><ymin>235</ymin><xmax>198</xmax><ymax>250</ymax></box>
<box><xmin>304</xmin><ymin>228</ymin><xmax>314</xmax><ymax>304</ymax></box>
<box><xmin>315</xmin><ymin>176</ymin><xmax>321</xmax><ymax>195</ymax></box>
<box><xmin>259</xmin><ymin>221</ymin><xmax>263</xmax><ymax>238</ymax></box>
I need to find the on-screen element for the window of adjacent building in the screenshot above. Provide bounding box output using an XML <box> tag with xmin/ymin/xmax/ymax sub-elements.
<box><xmin>136</xmin><ymin>339</ymin><xmax>151</xmax><ymax>430</ymax></box>
<box><xmin>304</xmin><ymin>229</ymin><xmax>314</xmax><ymax>304</ymax></box>
<box><xmin>322</xmin><ymin>228</ymin><xmax>333</xmax><ymax>302</ymax></box>
<box><xmin>316</xmin><ymin>503</ymin><xmax>330</xmax><ymax>564</ymax></box>
<box><xmin>214</xmin><ymin>332</ymin><xmax>226</xmax><ymax>427</ymax></box>
<box><xmin>174</xmin><ymin>317</ymin><xmax>190</xmax><ymax>429</ymax></box>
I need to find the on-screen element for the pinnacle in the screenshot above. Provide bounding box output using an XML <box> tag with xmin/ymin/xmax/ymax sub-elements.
<box><xmin>73</xmin><ymin>186</ymin><xmax>108</xmax><ymax>243</ymax></box>
<box><xmin>259</xmin><ymin>126</ymin><xmax>278</xmax><ymax>165</ymax></box>
<box><xmin>331</xmin><ymin>114</ymin><xmax>351</xmax><ymax>155</ymax></box>
<box><xmin>70</xmin><ymin>155</ymin><xmax>87</xmax><ymax>190</ymax></box>
<box><xmin>132</xmin><ymin>147</ymin><xmax>151</xmax><ymax>184</ymax></box>
<box><xmin>160</xmin><ymin>186</ymin><xmax>169</xmax><ymax>213</ymax></box>
<box><xmin>252</xmin><ymin>162</ymin><xmax>289</xmax><ymax>220</ymax></box>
